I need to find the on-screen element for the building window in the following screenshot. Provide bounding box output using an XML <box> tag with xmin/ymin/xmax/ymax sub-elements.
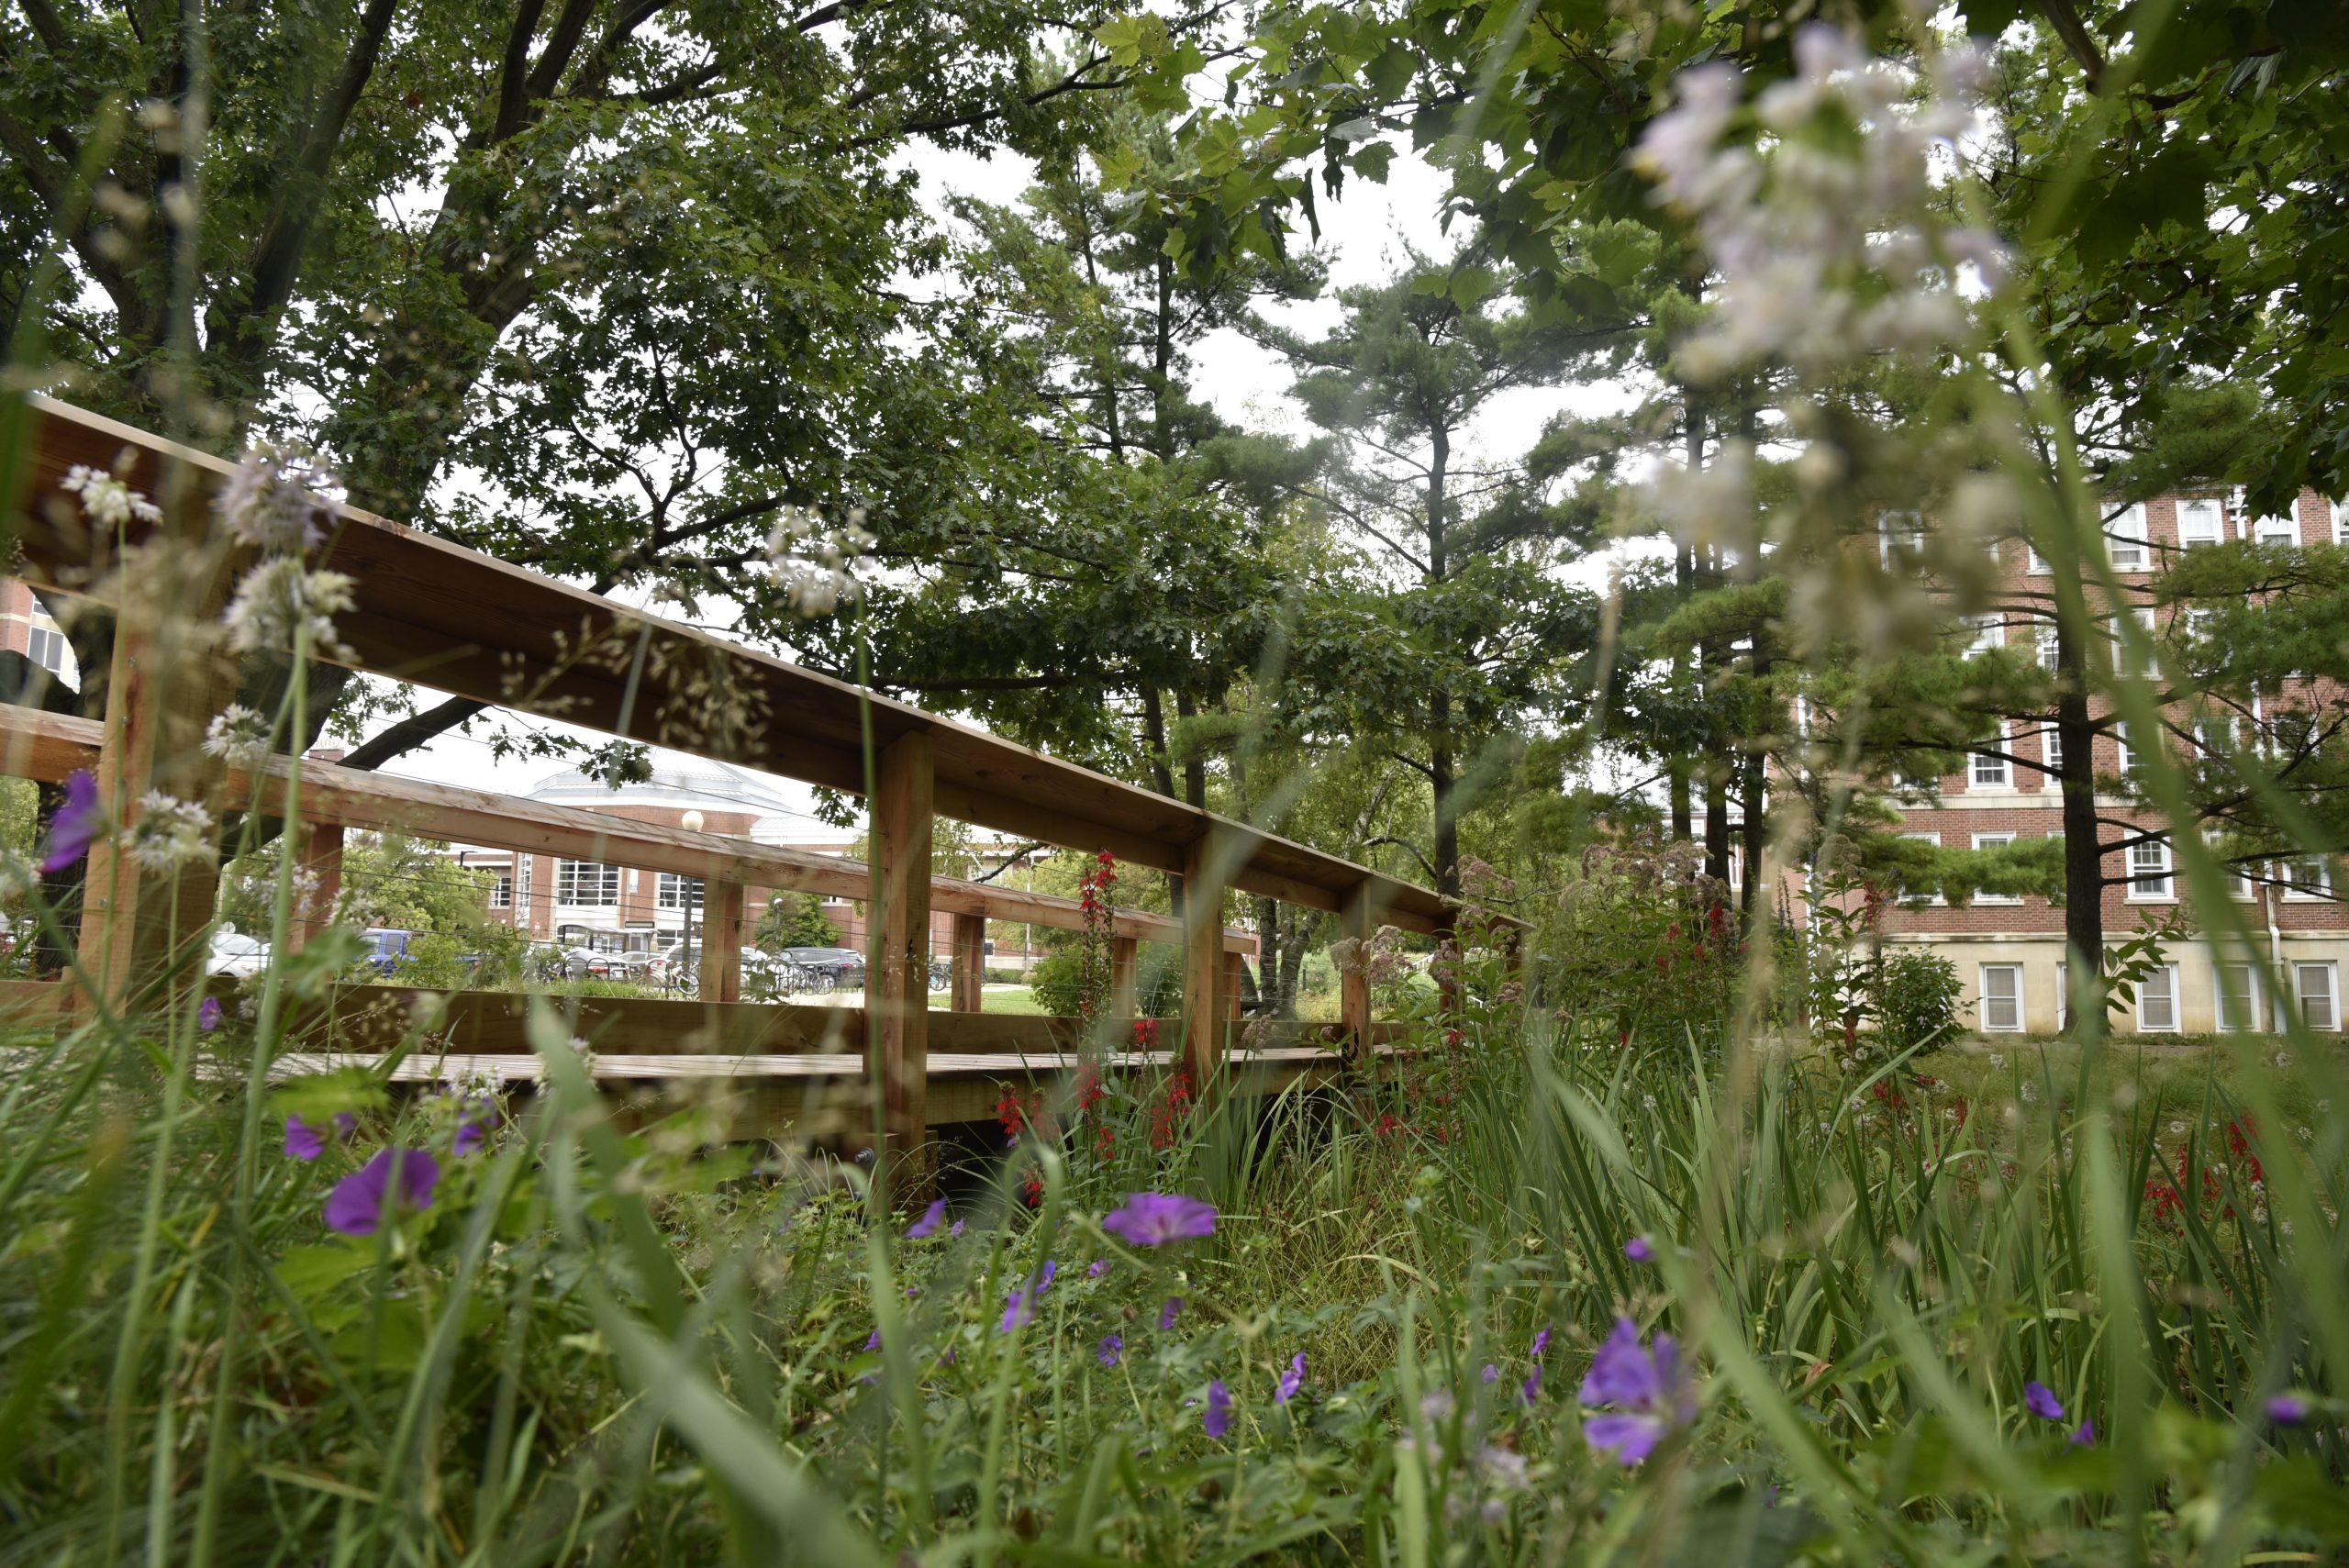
<box><xmin>657</xmin><ymin>873</ymin><xmax>706</xmax><ymax>909</ymax></box>
<box><xmin>1878</xmin><ymin>509</ymin><xmax>1926</xmax><ymax>565</ymax></box>
<box><xmin>1972</xmin><ymin>725</ymin><xmax>2010</xmax><ymax>789</ymax></box>
<box><xmin>2128</xmin><ymin>838</ymin><xmax>2173</xmax><ymax>900</ymax></box>
<box><xmin>2176</xmin><ymin>498</ymin><xmax>2224</xmax><ymax>547</ymax></box>
<box><xmin>1972</xmin><ymin>832</ymin><xmax>2021</xmax><ymax>903</ymax></box>
<box><xmin>557</xmin><ymin>860</ymin><xmax>620</xmax><ymax>906</ymax></box>
<box><xmin>2135</xmin><ymin>964</ymin><xmax>2179</xmax><ymax>1033</ymax></box>
<box><xmin>2114</xmin><ymin>722</ymin><xmax>2137</xmax><ymax>778</ymax></box>
<box><xmin>490</xmin><ymin>873</ymin><xmax>512</xmax><ymax>909</ymax></box>
<box><xmin>2214</xmin><ymin>963</ymin><xmax>2262</xmax><ymax>1032</ymax></box>
<box><xmin>2042</xmin><ymin>719</ymin><xmax>2063</xmax><ymax>773</ymax></box>
<box><xmin>1964</xmin><ymin>613</ymin><xmax>2004</xmax><ymax>655</ymax></box>
<box><xmin>1978</xmin><ymin>964</ymin><xmax>2023</xmax><ymax>1033</ymax></box>
<box><xmin>25</xmin><ymin>625</ymin><xmax>67</xmax><ymax>674</ymax></box>
<box><xmin>518</xmin><ymin>858</ymin><xmax>532</xmax><ymax>895</ymax></box>
<box><xmin>2281</xmin><ymin>857</ymin><xmax>2334</xmax><ymax>901</ymax></box>
<box><xmin>2294</xmin><ymin>962</ymin><xmax>2338</xmax><ymax>1031</ymax></box>
<box><xmin>2253</xmin><ymin>511</ymin><xmax>2299</xmax><ymax>548</ymax></box>
<box><xmin>2027</xmin><ymin>540</ymin><xmax>2052</xmax><ymax>574</ymax></box>
<box><xmin>2108</xmin><ymin>504</ymin><xmax>2149</xmax><ymax>570</ymax></box>
<box><xmin>2111</xmin><ymin>607</ymin><xmax>2158</xmax><ymax>677</ymax></box>
<box><xmin>2035</xmin><ymin>620</ymin><xmax>2061</xmax><ymax>672</ymax></box>
<box><xmin>1899</xmin><ymin>831</ymin><xmax>1943</xmax><ymax>906</ymax></box>
<box><xmin>2207</xmin><ymin>839</ymin><xmax>2256</xmax><ymax>901</ymax></box>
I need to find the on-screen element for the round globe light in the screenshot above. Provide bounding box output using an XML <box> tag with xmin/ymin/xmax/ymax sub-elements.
<box><xmin>680</xmin><ymin>810</ymin><xmax>706</xmax><ymax>833</ymax></box>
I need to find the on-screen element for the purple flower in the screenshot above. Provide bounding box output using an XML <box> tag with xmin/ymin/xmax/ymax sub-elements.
<box><xmin>1481</xmin><ymin>1363</ymin><xmax>1498</xmax><ymax>1385</ymax></box>
<box><xmin>2266</xmin><ymin>1395</ymin><xmax>2310</xmax><ymax>1426</ymax></box>
<box><xmin>452</xmin><ymin>1113</ymin><xmax>495</xmax><ymax>1156</ymax></box>
<box><xmin>1159</xmin><ymin>1296</ymin><xmax>1183</xmax><ymax>1330</ymax></box>
<box><xmin>2069</xmin><ymin>1419</ymin><xmax>2094</xmax><ymax>1447</ymax></box>
<box><xmin>1101</xmin><ymin>1191</ymin><xmax>1218</xmax><ymax>1247</ymax></box>
<box><xmin>2023</xmin><ymin>1381</ymin><xmax>2065</xmax><ymax>1421</ymax></box>
<box><xmin>197</xmin><ymin>996</ymin><xmax>222</xmax><ymax>1032</ymax></box>
<box><xmin>333</xmin><ymin>1112</ymin><xmax>356</xmax><ymax>1137</ymax></box>
<box><xmin>39</xmin><ymin>770</ymin><xmax>104</xmax><ymax>873</ymax></box>
<box><xmin>907</xmin><ymin>1197</ymin><xmax>948</xmax><ymax>1239</ymax></box>
<box><xmin>1000</xmin><ymin>1287</ymin><xmax>1032</xmax><ymax>1334</ymax></box>
<box><xmin>1531</xmin><ymin>1328</ymin><xmax>1551</xmax><ymax>1359</ymax></box>
<box><xmin>951</xmin><ymin>1219</ymin><xmax>965</xmax><ymax>1239</ymax></box>
<box><xmin>1275</xmin><ymin>1352</ymin><xmax>1306</xmax><ymax>1406</ymax></box>
<box><xmin>1204</xmin><ymin>1378</ymin><xmax>1231</xmax><ymax>1439</ymax></box>
<box><xmin>1088</xmin><ymin>1260</ymin><xmax>1108</xmax><ymax>1278</ymax></box>
<box><xmin>1097</xmin><ymin>1333</ymin><xmax>1122</xmax><ymax>1368</ymax></box>
<box><xmin>324</xmin><ymin>1148</ymin><xmax>440</xmax><ymax>1236</ymax></box>
<box><xmin>1624</xmin><ymin>1237</ymin><xmax>1654</xmax><ymax>1262</ymax></box>
<box><xmin>284</xmin><ymin>1115</ymin><xmax>326</xmax><ymax>1162</ymax></box>
<box><xmin>1038</xmin><ymin>1260</ymin><xmax>1057</xmax><ymax>1291</ymax></box>
<box><xmin>865</xmin><ymin>1329</ymin><xmax>882</xmax><ymax>1351</ymax></box>
<box><xmin>1521</xmin><ymin>1364</ymin><xmax>1542</xmax><ymax>1405</ymax></box>
<box><xmin>1577</xmin><ymin>1317</ymin><xmax>1695</xmax><ymax>1466</ymax></box>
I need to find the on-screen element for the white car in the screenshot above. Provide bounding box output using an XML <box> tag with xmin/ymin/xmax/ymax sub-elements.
<box><xmin>207</xmin><ymin>929</ymin><xmax>271</xmax><ymax>978</ymax></box>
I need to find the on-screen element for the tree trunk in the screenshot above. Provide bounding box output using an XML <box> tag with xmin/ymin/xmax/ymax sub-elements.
<box><xmin>2055</xmin><ymin>638</ymin><xmax>2105</xmax><ymax>1032</ymax></box>
<box><xmin>1427</xmin><ymin>425</ymin><xmax>1460</xmax><ymax>899</ymax></box>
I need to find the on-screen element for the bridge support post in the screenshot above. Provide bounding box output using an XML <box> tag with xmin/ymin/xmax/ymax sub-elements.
<box><xmin>951</xmin><ymin>911</ymin><xmax>985</xmax><ymax>1011</ymax></box>
<box><xmin>1180</xmin><ymin>836</ymin><xmax>1225</xmax><ymax>1087</ymax></box>
<box><xmin>1110</xmin><ymin>935</ymin><xmax>1138</xmax><ymax>1021</ymax></box>
<box><xmin>699</xmin><ymin>880</ymin><xmax>745</xmax><ymax>1002</ymax></box>
<box><xmin>286</xmin><ymin>824</ymin><xmax>345</xmax><ymax>954</ymax></box>
<box><xmin>1341</xmin><ymin>884</ymin><xmax>1374</xmax><ymax>1058</ymax></box>
<box><xmin>870</xmin><ymin>732</ymin><xmax>934</xmax><ymax>1176</ymax></box>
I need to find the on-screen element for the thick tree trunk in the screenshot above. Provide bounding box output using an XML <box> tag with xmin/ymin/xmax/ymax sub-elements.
<box><xmin>1427</xmin><ymin>426</ymin><xmax>1460</xmax><ymax>899</ymax></box>
<box><xmin>2055</xmin><ymin>649</ymin><xmax>2105</xmax><ymax>1032</ymax></box>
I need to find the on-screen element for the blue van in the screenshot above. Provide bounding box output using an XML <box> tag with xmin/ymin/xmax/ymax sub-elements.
<box><xmin>361</xmin><ymin>929</ymin><xmax>414</xmax><ymax>978</ymax></box>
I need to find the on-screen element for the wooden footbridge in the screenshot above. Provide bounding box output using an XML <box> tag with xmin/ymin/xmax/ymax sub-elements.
<box><xmin>0</xmin><ymin>397</ymin><xmax>1453</xmax><ymax>1153</ymax></box>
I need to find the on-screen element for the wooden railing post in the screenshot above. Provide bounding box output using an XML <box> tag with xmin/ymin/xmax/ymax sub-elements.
<box><xmin>286</xmin><ymin>823</ymin><xmax>345</xmax><ymax>954</ymax></box>
<box><xmin>1222</xmin><ymin>949</ymin><xmax>1244</xmax><ymax>1020</ymax></box>
<box><xmin>869</xmin><ymin>732</ymin><xmax>935</xmax><ymax>1168</ymax></box>
<box><xmin>951</xmin><ymin>911</ymin><xmax>985</xmax><ymax>1012</ymax></box>
<box><xmin>1109</xmin><ymin>935</ymin><xmax>1138</xmax><ymax>1019</ymax></box>
<box><xmin>699</xmin><ymin>881</ymin><xmax>746</xmax><ymax>1002</ymax></box>
<box><xmin>1180</xmin><ymin>836</ymin><xmax>1226</xmax><ymax>1085</ymax></box>
<box><xmin>1341</xmin><ymin>884</ymin><xmax>1374</xmax><ymax>1056</ymax></box>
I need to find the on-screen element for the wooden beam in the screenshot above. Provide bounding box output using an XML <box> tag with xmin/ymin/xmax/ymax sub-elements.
<box><xmin>1109</xmin><ymin>935</ymin><xmax>1138</xmax><ymax>1019</ymax></box>
<box><xmin>288</xmin><ymin>823</ymin><xmax>346</xmax><ymax>954</ymax></box>
<box><xmin>870</xmin><ymin>731</ymin><xmax>934</xmax><ymax>1166</ymax></box>
<box><xmin>950</xmin><ymin>912</ymin><xmax>985</xmax><ymax>1012</ymax></box>
<box><xmin>699</xmin><ymin>881</ymin><xmax>745</xmax><ymax>1002</ymax></box>
<box><xmin>1180</xmin><ymin>836</ymin><xmax>1226</xmax><ymax>1086</ymax></box>
<box><xmin>1222</xmin><ymin>950</ymin><xmax>1244</xmax><ymax>1020</ymax></box>
<box><xmin>1340</xmin><ymin>884</ymin><xmax>1373</xmax><ymax>1058</ymax></box>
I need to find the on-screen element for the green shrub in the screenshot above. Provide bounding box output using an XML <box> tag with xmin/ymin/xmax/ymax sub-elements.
<box><xmin>1874</xmin><ymin>946</ymin><xmax>1965</xmax><ymax>1051</ymax></box>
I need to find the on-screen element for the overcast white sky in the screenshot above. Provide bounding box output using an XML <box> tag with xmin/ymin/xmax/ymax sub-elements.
<box><xmin>368</xmin><ymin>136</ymin><xmax>1644</xmax><ymax>827</ymax></box>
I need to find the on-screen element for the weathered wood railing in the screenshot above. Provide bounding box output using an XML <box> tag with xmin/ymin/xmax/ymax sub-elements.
<box><xmin>4</xmin><ymin>395</ymin><xmax>1459</xmax><ymax>1151</ymax></box>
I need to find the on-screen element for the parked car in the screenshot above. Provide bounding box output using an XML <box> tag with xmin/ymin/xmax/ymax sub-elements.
<box><xmin>357</xmin><ymin>929</ymin><xmax>413</xmax><ymax>978</ymax></box>
<box><xmin>782</xmin><ymin>947</ymin><xmax>865</xmax><ymax>990</ymax></box>
<box><xmin>207</xmin><ymin>929</ymin><xmax>271</xmax><ymax>978</ymax></box>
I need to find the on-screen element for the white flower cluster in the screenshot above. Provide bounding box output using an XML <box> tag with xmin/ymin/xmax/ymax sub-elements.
<box><xmin>222</xmin><ymin>556</ymin><xmax>357</xmax><ymax>662</ymax></box>
<box><xmin>201</xmin><ymin>704</ymin><xmax>273</xmax><ymax>769</ymax></box>
<box><xmin>765</xmin><ymin>505</ymin><xmax>875</xmax><ymax>618</ymax></box>
<box><xmin>216</xmin><ymin>446</ymin><xmax>339</xmax><ymax>552</ymax></box>
<box><xmin>125</xmin><ymin>791</ymin><xmax>214</xmax><ymax>872</ymax></box>
<box><xmin>1635</xmin><ymin>28</ymin><xmax>2002</xmax><ymax>384</ymax></box>
<box><xmin>61</xmin><ymin>462</ymin><xmax>162</xmax><ymax>527</ymax></box>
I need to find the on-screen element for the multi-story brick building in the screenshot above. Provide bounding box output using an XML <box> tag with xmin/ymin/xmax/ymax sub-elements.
<box><xmin>1872</xmin><ymin>488</ymin><xmax>2346</xmax><ymax>1035</ymax></box>
<box><xmin>462</xmin><ymin>761</ymin><xmax>1044</xmax><ymax>964</ymax></box>
<box><xmin>0</xmin><ymin>579</ymin><xmax>81</xmax><ymax>688</ymax></box>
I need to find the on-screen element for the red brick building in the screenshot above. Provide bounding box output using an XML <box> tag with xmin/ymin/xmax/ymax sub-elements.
<box><xmin>1865</xmin><ymin>488</ymin><xmax>2346</xmax><ymax>1035</ymax></box>
<box><xmin>0</xmin><ymin>579</ymin><xmax>80</xmax><ymax>687</ymax></box>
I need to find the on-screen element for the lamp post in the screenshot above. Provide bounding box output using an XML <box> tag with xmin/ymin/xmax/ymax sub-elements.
<box><xmin>680</xmin><ymin>810</ymin><xmax>704</xmax><ymax>995</ymax></box>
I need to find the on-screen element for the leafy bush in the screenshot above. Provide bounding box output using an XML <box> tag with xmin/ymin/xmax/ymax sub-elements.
<box><xmin>1874</xmin><ymin>946</ymin><xmax>1965</xmax><ymax>1051</ymax></box>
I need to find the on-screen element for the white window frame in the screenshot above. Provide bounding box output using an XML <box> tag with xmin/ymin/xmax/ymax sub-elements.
<box><xmin>2027</xmin><ymin>540</ymin><xmax>2052</xmax><ymax>573</ymax></box>
<box><xmin>1878</xmin><ymin>509</ymin><xmax>1926</xmax><ymax>565</ymax></box>
<box><xmin>2176</xmin><ymin>498</ymin><xmax>2225</xmax><ymax>547</ymax></box>
<box><xmin>2108</xmin><ymin>504</ymin><xmax>2150</xmax><ymax>571</ymax></box>
<box><xmin>2041</xmin><ymin>719</ymin><xmax>2063</xmax><ymax>774</ymax></box>
<box><xmin>2135</xmin><ymin>963</ymin><xmax>2179</xmax><ymax>1033</ymax></box>
<box><xmin>2334</xmin><ymin>497</ymin><xmax>2347</xmax><ymax>547</ymax></box>
<box><xmin>1972</xmin><ymin>724</ymin><xmax>2011</xmax><ymax>790</ymax></box>
<box><xmin>2293</xmin><ymin>962</ymin><xmax>2338</xmax><ymax>1032</ymax></box>
<box><xmin>2114</xmin><ymin>721</ymin><xmax>2139</xmax><ymax>778</ymax></box>
<box><xmin>1964</xmin><ymin>613</ymin><xmax>2004</xmax><ymax>655</ymax></box>
<box><xmin>25</xmin><ymin>625</ymin><xmax>66</xmax><ymax>674</ymax></box>
<box><xmin>2253</xmin><ymin>510</ymin><xmax>2299</xmax><ymax>548</ymax></box>
<box><xmin>1978</xmin><ymin>963</ymin><xmax>2024</xmax><ymax>1033</ymax></box>
<box><xmin>656</xmin><ymin>872</ymin><xmax>707</xmax><ymax>910</ymax></box>
<box><xmin>556</xmin><ymin>860</ymin><xmax>621</xmax><ymax>907</ymax></box>
<box><xmin>2214</xmin><ymin>963</ymin><xmax>2264</xmax><ymax>1033</ymax></box>
<box><xmin>1971</xmin><ymin>832</ymin><xmax>2022</xmax><ymax>903</ymax></box>
<box><xmin>2207</xmin><ymin>838</ymin><xmax>2256</xmax><ymax>901</ymax></box>
<box><xmin>489</xmin><ymin>873</ymin><xmax>512</xmax><ymax>909</ymax></box>
<box><xmin>2127</xmin><ymin>838</ymin><xmax>2174</xmax><ymax>902</ymax></box>
<box><xmin>518</xmin><ymin>857</ymin><xmax>532</xmax><ymax>895</ymax></box>
<box><xmin>1898</xmin><ymin>831</ymin><xmax>1943</xmax><ymax>906</ymax></box>
<box><xmin>2281</xmin><ymin>857</ymin><xmax>2334</xmax><ymax>902</ymax></box>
